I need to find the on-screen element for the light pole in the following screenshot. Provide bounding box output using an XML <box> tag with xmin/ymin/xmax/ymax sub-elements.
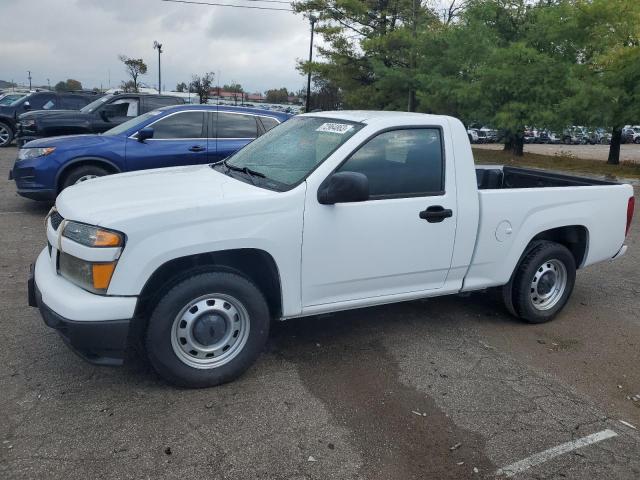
<box><xmin>153</xmin><ymin>41</ymin><xmax>163</xmax><ymax>94</ymax></box>
<box><xmin>27</xmin><ymin>71</ymin><xmax>32</xmax><ymax>90</ymax></box>
<box><xmin>306</xmin><ymin>15</ymin><xmax>317</xmax><ymax>113</ymax></box>
<box><xmin>47</xmin><ymin>78</ymin><xmax>51</xmax><ymax>91</ymax></box>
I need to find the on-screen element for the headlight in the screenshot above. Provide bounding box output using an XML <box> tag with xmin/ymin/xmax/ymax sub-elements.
<box><xmin>62</xmin><ymin>221</ymin><xmax>123</xmax><ymax>247</ymax></box>
<box><xmin>58</xmin><ymin>252</ymin><xmax>117</xmax><ymax>294</ymax></box>
<box><xmin>58</xmin><ymin>221</ymin><xmax>125</xmax><ymax>293</ymax></box>
<box><xmin>20</xmin><ymin>119</ymin><xmax>36</xmax><ymax>128</ymax></box>
<box><xmin>17</xmin><ymin>147</ymin><xmax>56</xmax><ymax>161</ymax></box>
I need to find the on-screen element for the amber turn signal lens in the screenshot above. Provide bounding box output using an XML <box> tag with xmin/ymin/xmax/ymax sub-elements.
<box><xmin>92</xmin><ymin>263</ymin><xmax>116</xmax><ymax>290</ymax></box>
<box><xmin>94</xmin><ymin>229</ymin><xmax>122</xmax><ymax>247</ymax></box>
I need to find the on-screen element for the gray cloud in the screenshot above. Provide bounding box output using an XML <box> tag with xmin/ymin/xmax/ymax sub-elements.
<box><xmin>0</xmin><ymin>0</ymin><xmax>314</xmax><ymax>93</ymax></box>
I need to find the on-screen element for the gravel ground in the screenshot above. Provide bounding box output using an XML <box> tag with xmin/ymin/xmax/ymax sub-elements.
<box><xmin>474</xmin><ymin>143</ymin><xmax>640</xmax><ymax>163</ymax></box>
<box><xmin>1</xmin><ymin>146</ymin><xmax>639</xmax><ymax>479</ymax></box>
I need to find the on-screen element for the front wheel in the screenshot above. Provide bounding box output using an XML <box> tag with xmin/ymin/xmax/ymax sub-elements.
<box><xmin>146</xmin><ymin>271</ymin><xmax>270</xmax><ymax>387</ymax></box>
<box><xmin>61</xmin><ymin>164</ymin><xmax>110</xmax><ymax>191</ymax></box>
<box><xmin>0</xmin><ymin>121</ymin><xmax>14</xmax><ymax>147</ymax></box>
<box><xmin>506</xmin><ymin>241</ymin><xmax>576</xmax><ymax>324</ymax></box>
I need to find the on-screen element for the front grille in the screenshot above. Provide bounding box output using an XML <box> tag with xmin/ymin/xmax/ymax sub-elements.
<box><xmin>50</xmin><ymin>211</ymin><xmax>64</xmax><ymax>230</ymax></box>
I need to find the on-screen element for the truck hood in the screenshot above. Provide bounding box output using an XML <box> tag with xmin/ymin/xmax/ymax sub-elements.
<box><xmin>56</xmin><ymin>164</ymin><xmax>276</xmax><ymax>227</ymax></box>
<box><xmin>19</xmin><ymin>109</ymin><xmax>89</xmax><ymax>121</ymax></box>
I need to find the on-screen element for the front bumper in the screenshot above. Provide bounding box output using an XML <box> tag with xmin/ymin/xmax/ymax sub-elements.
<box><xmin>9</xmin><ymin>161</ymin><xmax>57</xmax><ymax>201</ymax></box>
<box><xmin>29</xmin><ymin>248</ymin><xmax>137</xmax><ymax>366</ymax></box>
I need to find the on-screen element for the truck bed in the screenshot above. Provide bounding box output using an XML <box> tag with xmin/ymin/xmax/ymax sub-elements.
<box><xmin>476</xmin><ymin>165</ymin><xmax>618</xmax><ymax>190</ymax></box>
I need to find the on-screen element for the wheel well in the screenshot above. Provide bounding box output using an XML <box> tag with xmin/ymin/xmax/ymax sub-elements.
<box><xmin>133</xmin><ymin>249</ymin><xmax>283</xmax><ymax>331</ymax></box>
<box><xmin>57</xmin><ymin>159</ymin><xmax>120</xmax><ymax>192</ymax></box>
<box><xmin>530</xmin><ymin>225</ymin><xmax>588</xmax><ymax>267</ymax></box>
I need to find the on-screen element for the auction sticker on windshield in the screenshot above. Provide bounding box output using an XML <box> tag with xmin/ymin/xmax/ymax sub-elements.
<box><xmin>316</xmin><ymin>123</ymin><xmax>354</xmax><ymax>134</ymax></box>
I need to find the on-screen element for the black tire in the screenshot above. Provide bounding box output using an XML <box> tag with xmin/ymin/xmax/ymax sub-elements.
<box><xmin>634</xmin><ymin>138</ymin><xmax>640</xmax><ymax>144</ymax></box>
<box><xmin>507</xmin><ymin>241</ymin><xmax>576</xmax><ymax>324</ymax></box>
<box><xmin>61</xmin><ymin>164</ymin><xmax>110</xmax><ymax>190</ymax></box>
<box><xmin>0</xmin><ymin>121</ymin><xmax>14</xmax><ymax>147</ymax></box>
<box><xmin>145</xmin><ymin>271</ymin><xmax>270</xmax><ymax>388</ymax></box>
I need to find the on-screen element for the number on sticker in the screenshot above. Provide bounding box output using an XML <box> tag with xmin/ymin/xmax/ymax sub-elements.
<box><xmin>316</xmin><ymin>123</ymin><xmax>354</xmax><ymax>134</ymax></box>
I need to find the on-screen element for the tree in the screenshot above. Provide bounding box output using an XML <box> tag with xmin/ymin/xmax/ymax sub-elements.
<box><xmin>190</xmin><ymin>72</ymin><xmax>215</xmax><ymax>104</ymax></box>
<box><xmin>294</xmin><ymin>0</ymin><xmax>440</xmax><ymax>111</ymax></box>
<box><xmin>175</xmin><ymin>82</ymin><xmax>188</xmax><ymax>92</ymax></box>
<box><xmin>54</xmin><ymin>78</ymin><xmax>83</xmax><ymax>91</ymax></box>
<box><xmin>265</xmin><ymin>87</ymin><xmax>290</xmax><ymax>104</ymax></box>
<box><xmin>561</xmin><ymin>0</ymin><xmax>640</xmax><ymax>164</ymax></box>
<box><xmin>223</xmin><ymin>83</ymin><xmax>243</xmax><ymax>93</ymax></box>
<box><xmin>118</xmin><ymin>55</ymin><xmax>147</xmax><ymax>92</ymax></box>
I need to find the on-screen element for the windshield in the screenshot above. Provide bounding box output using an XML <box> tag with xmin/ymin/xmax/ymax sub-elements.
<box><xmin>80</xmin><ymin>94</ymin><xmax>112</xmax><ymax>113</ymax></box>
<box><xmin>224</xmin><ymin>116</ymin><xmax>363</xmax><ymax>188</ymax></box>
<box><xmin>0</xmin><ymin>94</ymin><xmax>25</xmax><ymax>106</ymax></box>
<box><xmin>102</xmin><ymin>110</ymin><xmax>163</xmax><ymax>136</ymax></box>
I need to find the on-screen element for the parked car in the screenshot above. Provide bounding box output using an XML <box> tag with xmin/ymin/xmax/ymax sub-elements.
<box><xmin>0</xmin><ymin>92</ymin><xmax>27</xmax><ymax>106</ymax></box>
<box><xmin>10</xmin><ymin>105</ymin><xmax>291</xmax><ymax>200</ymax></box>
<box><xmin>0</xmin><ymin>91</ymin><xmax>101</xmax><ymax>147</ymax></box>
<box><xmin>15</xmin><ymin>92</ymin><xmax>185</xmax><ymax>146</ymax></box>
<box><xmin>467</xmin><ymin>128</ymin><xmax>479</xmax><ymax>143</ymax></box>
<box><xmin>562</xmin><ymin>126</ymin><xmax>588</xmax><ymax>145</ymax></box>
<box><xmin>622</xmin><ymin>127</ymin><xmax>640</xmax><ymax>144</ymax></box>
<box><xmin>28</xmin><ymin>111</ymin><xmax>634</xmax><ymax>387</ymax></box>
<box><xmin>587</xmin><ymin>128</ymin><xmax>611</xmax><ymax>145</ymax></box>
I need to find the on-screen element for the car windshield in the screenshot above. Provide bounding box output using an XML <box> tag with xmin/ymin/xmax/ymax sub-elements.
<box><xmin>102</xmin><ymin>110</ymin><xmax>163</xmax><ymax>136</ymax></box>
<box><xmin>0</xmin><ymin>94</ymin><xmax>25</xmax><ymax>106</ymax></box>
<box><xmin>80</xmin><ymin>94</ymin><xmax>113</xmax><ymax>113</ymax></box>
<box><xmin>223</xmin><ymin>116</ymin><xmax>363</xmax><ymax>188</ymax></box>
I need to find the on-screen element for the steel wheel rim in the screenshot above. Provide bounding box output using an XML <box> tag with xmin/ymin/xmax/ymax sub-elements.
<box><xmin>170</xmin><ymin>293</ymin><xmax>250</xmax><ymax>369</ymax></box>
<box><xmin>529</xmin><ymin>259</ymin><xmax>567</xmax><ymax>311</ymax></box>
<box><xmin>0</xmin><ymin>125</ymin><xmax>9</xmax><ymax>144</ymax></box>
<box><xmin>74</xmin><ymin>174</ymin><xmax>98</xmax><ymax>184</ymax></box>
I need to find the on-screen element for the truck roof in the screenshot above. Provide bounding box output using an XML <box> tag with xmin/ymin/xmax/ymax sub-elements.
<box><xmin>301</xmin><ymin>110</ymin><xmax>451</xmax><ymax>124</ymax></box>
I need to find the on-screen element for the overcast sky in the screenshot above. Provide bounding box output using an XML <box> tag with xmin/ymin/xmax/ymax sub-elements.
<box><xmin>0</xmin><ymin>0</ymin><xmax>314</xmax><ymax>93</ymax></box>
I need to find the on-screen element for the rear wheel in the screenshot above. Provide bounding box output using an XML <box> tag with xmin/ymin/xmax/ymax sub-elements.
<box><xmin>145</xmin><ymin>271</ymin><xmax>270</xmax><ymax>388</ymax></box>
<box><xmin>61</xmin><ymin>165</ymin><xmax>110</xmax><ymax>190</ymax></box>
<box><xmin>506</xmin><ymin>241</ymin><xmax>576</xmax><ymax>324</ymax></box>
<box><xmin>0</xmin><ymin>122</ymin><xmax>14</xmax><ymax>147</ymax></box>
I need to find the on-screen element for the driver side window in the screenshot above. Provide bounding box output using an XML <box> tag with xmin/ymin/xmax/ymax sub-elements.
<box><xmin>111</xmin><ymin>98</ymin><xmax>139</xmax><ymax>118</ymax></box>
<box><xmin>337</xmin><ymin>128</ymin><xmax>444</xmax><ymax>198</ymax></box>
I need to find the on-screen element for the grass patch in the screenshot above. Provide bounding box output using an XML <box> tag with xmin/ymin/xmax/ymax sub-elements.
<box><xmin>473</xmin><ymin>147</ymin><xmax>640</xmax><ymax>180</ymax></box>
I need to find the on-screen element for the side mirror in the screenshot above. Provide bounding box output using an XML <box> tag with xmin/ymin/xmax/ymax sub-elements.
<box><xmin>318</xmin><ymin>171</ymin><xmax>369</xmax><ymax>205</ymax></box>
<box><xmin>137</xmin><ymin>127</ymin><xmax>154</xmax><ymax>142</ymax></box>
<box><xmin>23</xmin><ymin>101</ymin><xmax>31</xmax><ymax>111</ymax></box>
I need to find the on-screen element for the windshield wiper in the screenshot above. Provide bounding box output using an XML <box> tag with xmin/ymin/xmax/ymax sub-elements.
<box><xmin>222</xmin><ymin>159</ymin><xmax>265</xmax><ymax>185</ymax></box>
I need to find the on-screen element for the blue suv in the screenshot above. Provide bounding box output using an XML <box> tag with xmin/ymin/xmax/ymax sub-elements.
<box><xmin>10</xmin><ymin>105</ymin><xmax>291</xmax><ymax>200</ymax></box>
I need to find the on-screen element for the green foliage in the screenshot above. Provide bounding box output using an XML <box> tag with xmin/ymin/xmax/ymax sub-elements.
<box><xmin>224</xmin><ymin>83</ymin><xmax>244</xmax><ymax>93</ymax></box>
<box><xmin>54</xmin><ymin>79</ymin><xmax>83</xmax><ymax>91</ymax></box>
<box><xmin>175</xmin><ymin>82</ymin><xmax>188</xmax><ymax>92</ymax></box>
<box><xmin>295</xmin><ymin>0</ymin><xmax>640</xmax><ymax>160</ymax></box>
<box><xmin>265</xmin><ymin>87</ymin><xmax>290</xmax><ymax>103</ymax></box>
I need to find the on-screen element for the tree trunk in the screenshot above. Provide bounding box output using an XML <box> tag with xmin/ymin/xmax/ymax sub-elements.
<box><xmin>407</xmin><ymin>90</ymin><xmax>416</xmax><ymax>112</ymax></box>
<box><xmin>511</xmin><ymin>133</ymin><xmax>524</xmax><ymax>156</ymax></box>
<box><xmin>608</xmin><ymin>127</ymin><xmax>622</xmax><ymax>165</ymax></box>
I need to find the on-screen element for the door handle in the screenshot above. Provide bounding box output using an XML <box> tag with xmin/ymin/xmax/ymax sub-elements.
<box><xmin>189</xmin><ymin>145</ymin><xmax>206</xmax><ymax>152</ymax></box>
<box><xmin>419</xmin><ymin>205</ymin><xmax>453</xmax><ymax>223</ymax></box>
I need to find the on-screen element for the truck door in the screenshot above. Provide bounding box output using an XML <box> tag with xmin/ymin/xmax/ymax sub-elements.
<box><xmin>301</xmin><ymin>127</ymin><xmax>457</xmax><ymax>307</ymax></box>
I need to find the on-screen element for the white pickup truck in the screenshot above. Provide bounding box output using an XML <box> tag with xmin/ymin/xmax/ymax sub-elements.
<box><xmin>29</xmin><ymin>111</ymin><xmax>635</xmax><ymax>387</ymax></box>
